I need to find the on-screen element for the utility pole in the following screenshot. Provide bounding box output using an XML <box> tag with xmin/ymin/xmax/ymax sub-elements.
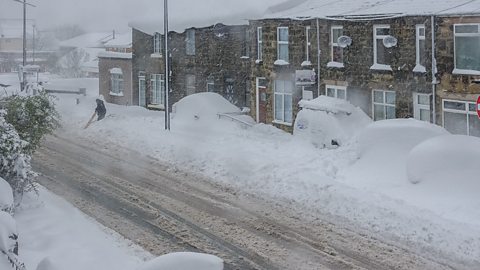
<box><xmin>12</xmin><ymin>0</ymin><xmax>36</xmax><ymax>91</ymax></box>
<box><xmin>164</xmin><ymin>0</ymin><xmax>170</xmax><ymax>130</ymax></box>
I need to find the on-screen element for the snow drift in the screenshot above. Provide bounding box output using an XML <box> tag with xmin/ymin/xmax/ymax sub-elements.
<box><xmin>0</xmin><ymin>177</ymin><xmax>13</xmax><ymax>213</ymax></box>
<box><xmin>294</xmin><ymin>96</ymin><xmax>371</xmax><ymax>148</ymax></box>
<box><xmin>138</xmin><ymin>252</ymin><xmax>223</xmax><ymax>270</ymax></box>
<box><xmin>407</xmin><ymin>135</ymin><xmax>480</xmax><ymax>184</ymax></box>
<box><xmin>172</xmin><ymin>92</ymin><xmax>240</xmax><ymax>121</ymax></box>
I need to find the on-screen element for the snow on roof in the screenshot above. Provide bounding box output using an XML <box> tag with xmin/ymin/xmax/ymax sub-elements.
<box><xmin>59</xmin><ymin>32</ymin><xmax>114</xmax><ymax>48</ymax></box>
<box><xmin>263</xmin><ymin>0</ymin><xmax>480</xmax><ymax>20</ymax></box>
<box><xmin>104</xmin><ymin>32</ymin><xmax>132</xmax><ymax>48</ymax></box>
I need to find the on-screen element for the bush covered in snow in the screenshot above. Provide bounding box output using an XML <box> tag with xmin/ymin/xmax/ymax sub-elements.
<box><xmin>4</xmin><ymin>92</ymin><xmax>60</xmax><ymax>154</ymax></box>
<box><xmin>0</xmin><ymin>177</ymin><xmax>14</xmax><ymax>214</ymax></box>
<box><xmin>407</xmin><ymin>135</ymin><xmax>480</xmax><ymax>184</ymax></box>
<box><xmin>138</xmin><ymin>252</ymin><xmax>223</xmax><ymax>270</ymax></box>
<box><xmin>0</xmin><ymin>112</ymin><xmax>37</xmax><ymax>201</ymax></box>
<box><xmin>0</xmin><ymin>212</ymin><xmax>25</xmax><ymax>270</ymax></box>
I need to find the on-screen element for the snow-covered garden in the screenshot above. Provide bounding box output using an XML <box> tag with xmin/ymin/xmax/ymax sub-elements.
<box><xmin>1</xmin><ymin>73</ymin><xmax>480</xmax><ymax>269</ymax></box>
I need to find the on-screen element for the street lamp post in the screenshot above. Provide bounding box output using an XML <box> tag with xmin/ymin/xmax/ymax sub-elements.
<box><xmin>164</xmin><ymin>0</ymin><xmax>170</xmax><ymax>130</ymax></box>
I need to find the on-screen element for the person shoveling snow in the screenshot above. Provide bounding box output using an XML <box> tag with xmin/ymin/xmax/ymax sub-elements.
<box><xmin>84</xmin><ymin>98</ymin><xmax>106</xmax><ymax>129</ymax></box>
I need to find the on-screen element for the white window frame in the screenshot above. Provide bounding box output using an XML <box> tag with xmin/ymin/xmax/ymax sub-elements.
<box><xmin>153</xmin><ymin>32</ymin><xmax>162</xmax><ymax>55</ymax></box>
<box><xmin>186</xmin><ymin>29</ymin><xmax>196</xmax><ymax>56</ymax></box>
<box><xmin>277</xmin><ymin>27</ymin><xmax>289</xmax><ymax>62</ymax></box>
<box><xmin>442</xmin><ymin>99</ymin><xmax>478</xmax><ymax>136</ymax></box>
<box><xmin>414</xmin><ymin>25</ymin><xmax>426</xmax><ymax>73</ymax></box>
<box><xmin>305</xmin><ymin>26</ymin><xmax>311</xmax><ymax>62</ymax></box>
<box><xmin>325</xmin><ymin>85</ymin><xmax>347</xmax><ymax>100</ymax></box>
<box><xmin>138</xmin><ymin>75</ymin><xmax>146</xmax><ymax>107</ymax></box>
<box><xmin>151</xmin><ymin>74</ymin><xmax>165</xmax><ymax>106</ymax></box>
<box><xmin>273</xmin><ymin>79</ymin><xmax>293</xmax><ymax>125</ymax></box>
<box><xmin>413</xmin><ymin>92</ymin><xmax>431</xmax><ymax>122</ymax></box>
<box><xmin>328</xmin><ymin>26</ymin><xmax>344</xmax><ymax>67</ymax></box>
<box><xmin>372</xmin><ymin>89</ymin><xmax>396</xmax><ymax>121</ymax></box>
<box><xmin>206</xmin><ymin>76</ymin><xmax>214</xmax><ymax>92</ymax></box>
<box><xmin>257</xmin><ymin>27</ymin><xmax>263</xmax><ymax>61</ymax></box>
<box><xmin>371</xmin><ymin>25</ymin><xmax>392</xmax><ymax>71</ymax></box>
<box><xmin>110</xmin><ymin>69</ymin><xmax>124</xmax><ymax>96</ymax></box>
<box><xmin>453</xmin><ymin>23</ymin><xmax>480</xmax><ymax>75</ymax></box>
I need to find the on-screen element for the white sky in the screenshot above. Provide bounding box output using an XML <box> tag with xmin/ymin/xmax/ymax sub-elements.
<box><xmin>0</xmin><ymin>0</ymin><xmax>284</xmax><ymax>32</ymax></box>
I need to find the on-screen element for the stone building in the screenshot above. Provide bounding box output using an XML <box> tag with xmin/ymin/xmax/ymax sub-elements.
<box><xmin>248</xmin><ymin>0</ymin><xmax>480</xmax><ymax>136</ymax></box>
<box><xmin>98</xmin><ymin>32</ymin><xmax>133</xmax><ymax>105</ymax></box>
<box><xmin>129</xmin><ymin>21</ymin><xmax>250</xmax><ymax>110</ymax></box>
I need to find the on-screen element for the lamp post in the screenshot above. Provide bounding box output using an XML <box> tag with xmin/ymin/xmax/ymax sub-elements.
<box><xmin>12</xmin><ymin>0</ymin><xmax>36</xmax><ymax>91</ymax></box>
<box><xmin>164</xmin><ymin>0</ymin><xmax>170</xmax><ymax>130</ymax></box>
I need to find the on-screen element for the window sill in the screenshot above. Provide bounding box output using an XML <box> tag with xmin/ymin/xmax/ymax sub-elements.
<box><xmin>240</xmin><ymin>56</ymin><xmax>250</xmax><ymax>59</ymax></box>
<box><xmin>452</xmin><ymin>68</ymin><xmax>480</xmax><ymax>76</ymax></box>
<box><xmin>327</xmin><ymin>62</ymin><xmax>344</xmax><ymax>68</ymax></box>
<box><xmin>413</xmin><ymin>64</ymin><xmax>426</xmax><ymax>73</ymax></box>
<box><xmin>150</xmin><ymin>53</ymin><xmax>163</xmax><ymax>58</ymax></box>
<box><xmin>274</xmin><ymin>60</ymin><xmax>290</xmax><ymax>66</ymax></box>
<box><xmin>109</xmin><ymin>91</ymin><xmax>124</xmax><ymax>97</ymax></box>
<box><xmin>255</xmin><ymin>59</ymin><xmax>263</xmax><ymax>65</ymax></box>
<box><xmin>272</xmin><ymin>120</ymin><xmax>292</xmax><ymax>126</ymax></box>
<box><xmin>301</xmin><ymin>61</ymin><xmax>312</xmax><ymax>67</ymax></box>
<box><xmin>370</xmin><ymin>63</ymin><xmax>393</xmax><ymax>71</ymax></box>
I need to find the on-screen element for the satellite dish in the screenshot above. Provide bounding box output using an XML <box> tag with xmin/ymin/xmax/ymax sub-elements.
<box><xmin>383</xmin><ymin>35</ymin><xmax>398</xmax><ymax>48</ymax></box>
<box><xmin>337</xmin><ymin>36</ymin><xmax>352</xmax><ymax>48</ymax></box>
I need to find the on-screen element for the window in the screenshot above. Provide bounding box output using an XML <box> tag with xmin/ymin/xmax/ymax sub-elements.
<box><xmin>186</xmin><ymin>74</ymin><xmax>196</xmax><ymax>95</ymax></box>
<box><xmin>454</xmin><ymin>24</ymin><xmax>480</xmax><ymax>74</ymax></box>
<box><xmin>186</xmin><ymin>29</ymin><xmax>196</xmax><ymax>56</ymax></box>
<box><xmin>110</xmin><ymin>68</ymin><xmax>123</xmax><ymax>95</ymax></box>
<box><xmin>274</xmin><ymin>80</ymin><xmax>293</xmax><ymax>124</ymax></box>
<box><xmin>414</xmin><ymin>25</ymin><xmax>426</xmax><ymax>72</ymax></box>
<box><xmin>330</xmin><ymin>26</ymin><xmax>343</xmax><ymax>64</ymax></box>
<box><xmin>413</xmin><ymin>93</ymin><xmax>431</xmax><ymax>122</ymax></box>
<box><xmin>206</xmin><ymin>76</ymin><xmax>214</xmax><ymax>92</ymax></box>
<box><xmin>372</xmin><ymin>90</ymin><xmax>396</xmax><ymax>121</ymax></box>
<box><xmin>443</xmin><ymin>99</ymin><xmax>480</xmax><ymax>137</ymax></box>
<box><xmin>151</xmin><ymin>74</ymin><xmax>165</xmax><ymax>106</ymax></box>
<box><xmin>305</xmin><ymin>26</ymin><xmax>312</xmax><ymax>62</ymax></box>
<box><xmin>153</xmin><ymin>32</ymin><xmax>162</xmax><ymax>54</ymax></box>
<box><xmin>277</xmin><ymin>27</ymin><xmax>289</xmax><ymax>62</ymax></box>
<box><xmin>139</xmin><ymin>75</ymin><xmax>146</xmax><ymax>107</ymax></box>
<box><xmin>242</xmin><ymin>29</ymin><xmax>250</xmax><ymax>58</ymax></box>
<box><xmin>325</xmin><ymin>85</ymin><xmax>347</xmax><ymax>100</ymax></box>
<box><xmin>372</xmin><ymin>25</ymin><xmax>392</xmax><ymax>70</ymax></box>
<box><xmin>257</xmin><ymin>27</ymin><xmax>263</xmax><ymax>61</ymax></box>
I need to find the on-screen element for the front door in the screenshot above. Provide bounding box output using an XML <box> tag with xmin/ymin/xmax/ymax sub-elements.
<box><xmin>139</xmin><ymin>75</ymin><xmax>146</xmax><ymax>107</ymax></box>
<box><xmin>413</xmin><ymin>92</ymin><xmax>431</xmax><ymax>122</ymax></box>
<box><xmin>225</xmin><ymin>78</ymin><xmax>235</xmax><ymax>104</ymax></box>
<box><xmin>256</xmin><ymin>77</ymin><xmax>267</xmax><ymax>123</ymax></box>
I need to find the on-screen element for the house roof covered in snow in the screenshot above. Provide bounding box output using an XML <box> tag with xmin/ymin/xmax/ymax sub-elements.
<box><xmin>263</xmin><ymin>0</ymin><xmax>480</xmax><ymax>20</ymax></box>
<box><xmin>104</xmin><ymin>32</ymin><xmax>132</xmax><ymax>48</ymax></box>
<box><xmin>59</xmin><ymin>32</ymin><xmax>115</xmax><ymax>48</ymax></box>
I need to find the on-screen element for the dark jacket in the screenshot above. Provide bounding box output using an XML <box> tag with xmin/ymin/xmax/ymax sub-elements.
<box><xmin>95</xmin><ymin>99</ymin><xmax>106</xmax><ymax>121</ymax></box>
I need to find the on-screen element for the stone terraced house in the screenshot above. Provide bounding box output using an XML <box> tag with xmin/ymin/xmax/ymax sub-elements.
<box><xmin>125</xmin><ymin>0</ymin><xmax>480</xmax><ymax>137</ymax></box>
<box><xmin>248</xmin><ymin>0</ymin><xmax>480</xmax><ymax>136</ymax></box>
<box><xmin>129</xmin><ymin>20</ymin><xmax>250</xmax><ymax>110</ymax></box>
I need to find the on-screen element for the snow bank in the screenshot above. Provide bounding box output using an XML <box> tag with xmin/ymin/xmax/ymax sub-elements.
<box><xmin>358</xmin><ymin>119</ymin><xmax>448</xmax><ymax>157</ymax></box>
<box><xmin>407</xmin><ymin>135</ymin><xmax>480</xmax><ymax>184</ymax></box>
<box><xmin>294</xmin><ymin>96</ymin><xmax>371</xmax><ymax>148</ymax></box>
<box><xmin>0</xmin><ymin>177</ymin><xmax>13</xmax><ymax>213</ymax></box>
<box><xmin>139</xmin><ymin>252</ymin><xmax>223</xmax><ymax>270</ymax></box>
<box><xmin>0</xmin><ymin>211</ymin><xmax>16</xmax><ymax>254</ymax></box>
<box><xmin>172</xmin><ymin>92</ymin><xmax>240</xmax><ymax>121</ymax></box>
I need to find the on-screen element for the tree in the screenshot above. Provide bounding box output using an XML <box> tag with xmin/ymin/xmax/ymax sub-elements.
<box><xmin>0</xmin><ymin>111</ymin><xmax>37</xmax><ymax>202</ymax></box>
<box><xmin>4</xmin><ymin>92</ymin><xmax>61</xmax><ymax>155</ymax></box>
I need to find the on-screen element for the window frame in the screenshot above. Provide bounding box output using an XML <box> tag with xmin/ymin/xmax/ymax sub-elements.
<box><xmin>277</xmin><ymin>27</ymin><xmax>289</xmax><ymax>62</ymax></box>
<box><xmin>138</xmin><ymin>74</ymin><xmax>146</xmax><ymax>107</ymax></box>
<box><xmin>372</xmin><ymin>89</ymin><xmax>396</xmax><ymax>121</ymax></box>
<box><xmin>413</xmin><ymin>92</ymin><xmax>431</xmax><ymax>122</ymax></box>
<box><xmin>110</xmin><ymin>69</ymin><xmax>124</xmax><ymax>96</ymax></box>
<box><xmin>153</xmin><ymin>32</ymin><xmax>162</xmax><ymax>55</ymax></box>
<box><xmin>442</xmin><ymin>99</ymin><xmax>478</xmax><ymax>136</ymax></box>
<box><xmin>414</xmin><ymin>24</ymin><xmax>426</xmax><ymax>72</ymax></box>
<box><xmin>453</xmin><ymin>23</ymin><xmax>480</xmax><ymax>75</ymax></box>
<box><xmin>330</xmin><ymin>25</ymin><xmax>344</xmax><ymax>65</ymax></box>
<box><xmin>206</xmin><ymin>76</ymin><xmax>214</xmax><ymax>92</ymax></box>
<box><xmin>273</xmin><ymin>79</ymin><xmax>293</xmax><ymax>125</ymax></box>
<box><xmin>257</xmin><ymin>27</ymin><xmax>263</xmax><ymax>61</ymax></box>
<box><xmin>150</xmin><ymin>74</ymin><xmax>165</xmax><ymax>106</ymax></box>
<box><xmin>325</xmin><ymin>85</ymin><xmax>347</xmax><ymax>100</ymax></box>
<box><xmin>372</xmin><ymin>24</ymin><xmax>392</xmax><ymax>70</ymax></box>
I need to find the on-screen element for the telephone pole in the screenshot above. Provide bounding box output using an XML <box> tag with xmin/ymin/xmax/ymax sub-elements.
<box><xmin>164</xmin><ymin>0</ymin><xmax>170</xmax><ymax>130</ymax></box>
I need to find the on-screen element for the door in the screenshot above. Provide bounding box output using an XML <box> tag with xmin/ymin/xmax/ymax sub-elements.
<box><xmin>256</xmin><ymin>77</ymin><xmax>267</xmax><ymax>123</ymax></box>
<box><xmin>139</xmin><ymin>75</ymin><xmax>146</xmax><ymax>107</ymax></box>
<box><xmin>413</xmin><ymin>93</ymin><xmax>431</xmax><ymax>122</ymax></box>
<box><xmin>225</xmin><ymin>78</ymin><xmax>235</xmax><ymax>104</ymax></box>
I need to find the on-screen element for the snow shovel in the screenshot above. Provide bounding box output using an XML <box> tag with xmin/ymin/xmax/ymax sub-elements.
<box><xmin>83</xmin><ymin>111</ymin><xmax>96</xmax><ymax>129</ymax></box>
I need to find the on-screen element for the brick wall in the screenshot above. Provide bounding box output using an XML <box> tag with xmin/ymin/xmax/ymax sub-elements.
<box><xmin>98</xmin><ymin>57</ymin><xmax>133</xmax><ymax>106</ymax></box>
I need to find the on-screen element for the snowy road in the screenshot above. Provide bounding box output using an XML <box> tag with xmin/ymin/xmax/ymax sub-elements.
<box><xmin>32</xmin><ymin>133</ymin><xmax>458</xmax><ymax>270</ymax></box>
